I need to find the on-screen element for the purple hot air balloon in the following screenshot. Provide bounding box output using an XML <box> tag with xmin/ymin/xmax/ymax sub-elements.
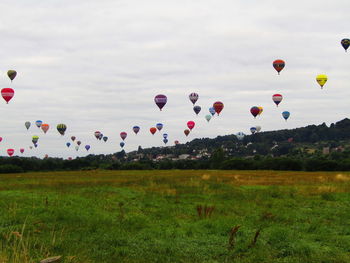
<box><xmin>133</xmin><ymin>126</ymin><xmax>140</xmax><ymax>134</ymax></box>
<box><xmin>120</xmin><ymin>132</ymin><xmax>127</xmax><ymax>141</ymax></box>
<box><xmin>154</xmin><ymin>94</ymin><xmax>167</xmax><ymax>111</ymax></box>
<box><xmin>189</xmin><ymin>93</ymin><xmax>199</xmax><ymax>105</ymax></box>
<box><xmin>193</xmin><ymin>105</ymin><xmax>201</xmax><ymax>115</ymax></box>
<box><xmin>85</xmin><ymin>145</ymin><xmax>90</xmax><ymax>151</ymax></box>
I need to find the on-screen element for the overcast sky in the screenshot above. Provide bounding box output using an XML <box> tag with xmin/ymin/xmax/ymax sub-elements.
<box><xmin>0</xmin><ymin>0</ymin><xmax>349</xmax><ymax>158</ymax></box>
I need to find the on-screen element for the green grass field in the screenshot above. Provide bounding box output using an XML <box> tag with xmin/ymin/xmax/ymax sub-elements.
<box><xmin>0</xmin><ymin>170</ymin><xmax>349</xmax><ymax>263</ymax></box>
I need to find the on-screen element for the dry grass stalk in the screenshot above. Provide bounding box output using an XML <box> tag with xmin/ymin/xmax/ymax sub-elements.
<box><xmin>196</xmin><ymin>205</ymin><xmax>202</xmax><ymax>218</ymax></box>
<box><xmin>248</xmin><ymin>229</ymin><xmax>261</xmax><ymax>248</ymax></box>
<box><xmin>228</xmin><ymin>225</ymin><xmax>240</xmax><ymax>249</ymax></box>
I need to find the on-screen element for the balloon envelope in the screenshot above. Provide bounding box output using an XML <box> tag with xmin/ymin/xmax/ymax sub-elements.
<box><xmin>282</xmin><ymin>111</ymin><xmax>290</xmax><ymax>120</ymax></box>
<box><xmin>133</xmin><ymin>126</ymin><xmax>140</xmax><ymax>134</ymax></box>
<box><xmin>0</xmin><ymin>137</ymin><xmax>2</xmax><ymax>142</ymax></box>
<box><xmin>272</xmin><ymin>94</ymin><xmax>283</xmax><ymax>107</ymax></box>
<box><xmin>25</xmin><ymin>121</ymin><xmax>31</xmax><ymax>130</ymax></box>
<box><xmin>250</xmin><ymin>106</ymin><xmax>260</xmax><ymax>118</ymax></box>
<box><xmin>41</xmin><ymin>124</ymin><xmax>49</xmax><ymax>134</ymax></box>
<box><xmin>57</xmin><ymin>124</ymin><xmax>67</xmax><ymax>135</ymax></box>
<box><xmin>71</xmin><ymin>136</ymin><xmax>76</xmax><ymax>142</ymax></box>
<box><xmin>32</xmin><ymin>135</ymin><xmax>39</xmax><ymax>144</ymax></box>
<box><xmin>85</xmin><ymin>145</ymin><xmax>90</xmax><ymax>151</ymax></box>
<box><xmin>256</xmin><ymin>126</ymin><xmax>261</xmax><ymax>132</ymax></box>
<box><xmin>205</xmin><ymin>114</ymin><xmax>211</xmax><ymax>122</ymax></box>
<box><xmin>235</xmin><ymin>132</ymin><xmax>245</xmax><ymax>141</ymax></box>
<box><xmin>154</xmin><ymin>94</ymin><xmax>167</xmax><ymax>110</ymax></box>
<box><xmin>273</xmin><ymin>59</ymin><xmax>285</xmax><ymax>74</ymax></box>
<box><xmin>20</xmin><ymin>148</ymin><xmax>24</xmax><ymax>154</ymax></box>
<box><xmin>35</xmin><ymin>120</ymin><xmax>43</xmax><ymax>128</ymax></box>
<box><xmin>120</xmin><ymin>132</ymin><xmax>127</xmax><ymax>140</ymax></box>
<box><xmin>103</xmin><ymin>136</ymin><xmax>108</xmax><ymax>142</ymax></box>
<box><xmin>193</xmin><ymin>105</ymin><xmax>201</xmax><ymax>115</ymax></box>
<box><xmin>341</xmin><ymin>38</ymin><xmax>350</xmax><ymax>52</ymax></box>
<box><xmin>150</xmin><ymin>127</ymin><xmax>157</xmax><ymax>135</ymax></box>
<box><xmin>156</xmin><ymin>123</ymin><xmax>163</xmax><ymax>131</ymax></box>
<box><xmin>258</xmin><ymin>106</ymin><xmax>263</xmax><ymax>116</ymax></box>
<box><xmin>120</xmin><ymin>142</ymin><xmax>125</xmax><ymax>148</ymax></box>
<box><xmin>77</xmin><ymin>141</ymin><xmax>81</xmax><ymax>146</ymax></box>
<box><xmin>7</xmin><ymin>149</ymin><xmax>14</xmax><ymax>156</ymax></box>
<box><xmin>316</xmin><ymin>74</ymin><xmax>328</xmax><ymax>88</ymax></box>
<box><xmin>187</xmin><ymin>121</ymin><xmax>195</xmax><ymax>130</ymax></box>
<box><xmin>174</xmin><ymin>140</ymin><xmax>179</xmax><ymax>145</ymax></box>
<box><xmin>213</xmin><ymin>101</ymin><xmax>224</xmax><ymax>115</ymax></box>
<box><xmin>7</xmin><ymin>70</ymin><xmax>17</xmax><ymax>81</ymax></box>
<box><xmin>1</xmin><ymin>88</ymin><xmax>14</xmax><ymax>104</ymax></box>
<box><xmin>209</xmin><ymin>107</ymin><xmax>216</xmax><ymax>116</ymax></box>
<box><xmin>94</xmin><ymin>131</ymin><xmax>101</xmax><ymax>139</ymax></box>
<box><xmin>250</xmin><ymin>127</ymin><xmax>257</xmax><ymax>134</ymax></box>
<box><xmin>189</xmin><ymin>93</ymin><xmax>199</xmax><ymax>105</ymax></box>
<box><xmin>66</xmin><ymin>142</ymin><xmax>71</xmax><ymax>147</ymax></box>
<box><xmin>163</xmin><ymin>133</ymin><xmax>168</xmax><ymax>139</ymax></box>
<box><xmin>163</xmin><ymin>138</ymin><xmax>168</xmax><ymax>144</ymax></box>
<box><xmin>184</xmin><ymin>129</ymin><xmax>190</xmax><ymax>136</ymax></box>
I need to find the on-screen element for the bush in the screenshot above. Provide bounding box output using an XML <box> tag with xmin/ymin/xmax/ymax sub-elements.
<box><xmin>0</xmin><ymin>164</ymin><xmax>24</xmax><ymax>173</ymax></box>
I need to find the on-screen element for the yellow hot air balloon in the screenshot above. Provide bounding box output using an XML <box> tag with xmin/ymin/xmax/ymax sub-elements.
<box><xmin>316</xmin><ymin>74</ymin><xmax>327</xmax><ymax>89</ymax></box>
<box><xmin>258</xmin><ymin>106</ymin><xmax>263</xmax><ymax>116</ymax></box>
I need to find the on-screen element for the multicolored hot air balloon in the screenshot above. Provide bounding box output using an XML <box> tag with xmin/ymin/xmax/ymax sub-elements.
<box><xmin>32</xmin><ymin>135</ymin><xmax>39</xmax><ymax>144</ymax></box>
<box><xmin>250</xmin><ymin>127</ymin><xmax>257</xmax><ymax>134</ymax></box>
<box><xmin>156</xmin><ymin>123</ymin><xmax>163</xmax><ymax>131</ymax></box>
<box><xmin>85</xmin><ymin>145</ymin><xmax>90</xmax><ymax>151</ymax></box>
<box><xmin>184</xmin><ymin>129</ymin><xmax>190</xmax><ymax>136</ymax></box>
<box><xmin>41</xmin><ymin>124</ymin><xmax>49</xmax><ymax>134</ymax></box>
<box><xmin>316</xmin><ymin>74</ymin><xmax>328</xmax><ymax>89</ymax></box>
<box><xmin>71</xmin><ymin>136</ymin><xmax>76</xmax><ymax>142</ymax></box>
<box><xmin>258</xmin><ymin>106</ymin><xmax>263</xmax><ymax>116</ymax></box>
<box><xmin>20</xmin><ymin>148</ymin><xmax>24</xmax><ymax>154</ymax></box>
<box><xmin>150</xmin><ymin>127</ymin><xmax>157</xmax><ymax>135</ymax></box>
<box><xmin>57</xmin><ymin>124</ymin><xmax>67</xmax><ymax>135</ymax></box>
<box><xmin>209</xmin><ymin>107</ymin><xmax>216</xmax><ymax>116</ymax></box>
<box><xmin>341</xmin><ymin>38</ymin><xmax>350</xmax><ymax>52</ymax></box>
<box><xmin>77</xmin><ymin>141</ymin><xmax>81</xmax><ymax>146</ymax></box>
<box><xmin>187</xmin><ymin>121</ymin><xmax>195</xmax><ymax>130</ymax></box>
<box><xmin>282</xmin><ymin>111</ymin><xmax>290</xmax><ymax>121</ymax></box>
<box><xmin>1</xmin><ymin>88</ymin><xmax>14</xmax><ymax>104</ymax></box>
<box><xmin>193</xmin><ymin>106</ymin><xmax>201</xmax><ymax>115</ymax></box>
<box><xmin>120</xmin><ymin>132</ymin><xmax>127</xmax><ymax>141</ymax></box>
<box><xmin>154</xmin><ymin>94</ymin><xmax>167</xmax><ymax>111</ymax></box>
<box><xmin>133</xmin><ymin>126</ymin><xmax>140</xmax><ymax>134</ymax></box>
<box><xmin>189</xmin><ymin>93</ymin><xmax>199</xmax><ymax>105</ymax></box>
<box><xmin>205</xmin><ymin>114</ymin><xmax>211</xmax><ymax>122</ymax></box>
<box><xmin>66</xmin><ymin>142</ymin><xmax>71</xmax><ymax>148</ymax></box>
<box><xmin>25</xmin><ymin>121</ymin><xmax>31</xmax><ymax>130</ymax></box>
<box><xmin>272</xmin><ymin>94</ymin><xmax>283</xmax><ymax>107</ymax></box>
<box><xmin>250</xmin><ymin>106</ymin><xmax>260</xmax><ymax>118</ymax></box>
<box><xmin>120</xmin><ymin>142</ymin><xmax>125</xmax><ymax>148</ymax></box>
<box><xmin>7</xmin><ymin>70</ymin><xmax>17</xmax><ymax>82</ymax></box>
<box><xmin>163</xmin><ymin>133</ymin><xmax>168</xmax><ymax>139</ymax></box>
<box><xmin>213</xmin><ymin>101</ymin><xmax>224</xmax><ymax>115</ymax></box>
<box><xmin>36</xmin><ymin>120</ymin><xmax>43</xmax><ymax>128</ymax></box>
<box><xmin>163</xmin><ymin>138</ymin><xmax>168</xmax><ymax>144</ymax></box>
<box><xmin>235</xmin><ymin>132</ymin><xmax>245</xmax><ymax>141</ymax></box>
<box><xmin>94</xmin><ymin>131</ymin><xmax>101</xmax><ymax>139</ymax></box>
<box><xmin>103</xmin><ymin>136</ymin><xmax>108</xmax><ymax>142</ymax></box>
<box><xmin>273</xmin><ymin>59</ymin><xmax>285</xmax><ymax>75</ymax></box>
<box><xmin>7</xmin><ymin>149</ymin><xmax>14</xmax><ymax>156</ymax></box>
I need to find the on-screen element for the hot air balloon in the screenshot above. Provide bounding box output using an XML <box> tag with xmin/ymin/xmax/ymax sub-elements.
<box><xmin>187</xmin><ymin>121</ymin><xmax>195</xmax><ymax>130</ymax></box>
<box><xmin>20</xmin><ymin>148</ymin><xmax>24</xmax><ymax>154</ymax></box>
<box><xmin>250</xmin><ymin>127</ymin><xmax>257</xmax><ymax>134</ymax></box>
<box><xmin>156</xmin><ymin>123</ymin><xmax>163</xmax><ymax>131</ymax></box>
<box><xmin>75</xmin><ymin>146</ymin><xmax>79</xmax><ymax>151</ymax></box>
<box><xmin>44</xmin><ymin>154</ymin><xmax>49</xmax><ymax>159</ymax></box>
<box><xmin>120</xmin><ymin>142</ymin><xmax>125</xmax><ymax>148</ymax></box>
<box><xmin>103</xmin><ymin>136</ymin><xmax>108</xmax><ymax>142</ymax></box>
<box><xmin>256</xmin><ymin>126</ymin><xmax>261</xmax><ymax>132</ymax></box>
<box><xmin>163</xmin><ymin>138</ymin><xmax>168</xmax><ymax>144</ymax></box>
<box><xmin>205</xmin><ymin>114</ymin><xmax>211</xmax><ymax>122</ymax></box>
<box><xmin>235</xmin><ymin>132</ymin><xmax>245</xmax><ymax>141</ymax></box>
<box><xmin>57</xmin><ymin>124</ymin><xmax>67</xmax><ymax>135</ymax></box>
<box><xmin>193</xmin><ymin>105</ymin><xmax>201</xmax><ymax>115</ymax></box>
<box><xmin>32</xmin><ymin>135</ymin><xmax>39</xmax><ymax>144</ymax></box>
<box><xmin>272</xmin><ymin>94</ymin><xmax>283</xmax><ymax>107</ymax></box>
<box><xmin>35</xmin><ymin>120</ymin><xmax>43</xmax><ymax>128</ymax></box>
<box><xmin>163</xmin><ymin>133</ymin><xmax>168</xmax><ymax>139</ymax></box>
<box><xmin>174</xmin><ymin>140</ymin><xmax>179</xmax><ymax>145</ymax></box>
<box><xmin>213</xmin><ymin>101</ymin><xmax>224</xmax><ymax>115</ymax></box>
<box><xmin>120</xmin><ymin>132</ymin><xmax>127</xmax><ymax>141</ymax></box>
<box><xmin>85</xmin><ymin>145</ymin><xmax>90</xmax><ymax>151</ymax></box>
<box><xmin>0</xmin><ymin>137</ymin><xmax>3</xmax><ymax>142</ymax></box>
<box><xmin>71</xmin><ymin>136</ymin><xmax>76</xmax><ymax>142</ymax></box>
<box><xmin>66</xmin><ymin>142</ymin><xmax>71</xmax><ymax>148</ymax></box>
<box><xmin>133</xmin><ymin>126</ymin><xmax>140</xmax><ymax>134</ymax></box>
<box><xmin>273</xmin><ymin>59</ymin><xmax>285</xmax><ymax>75</ymax></box>
<box><xmin>25</xmin><ymin>121</ymin><xmax>31</xmax><ymax>130</ymax></box>
<box><xmin>189</xmin><ymin>93</ymin><xmax>199</xmax><ymax>105</ymax></box>
<box><xmin>41</xmin><ymin>124</ymin><xmax>49</xmax><ymax>134</ymax></box>
<box><xmin>7</xmin><ymin>70</ymin><xmax>17</xmax><ymax>82</ymax></box>
<box><xmin>68</xmin><ymin>157</ymin><xmax>72</xmax><ymax>160</ymax></box>
<box><xmin>184</xmin><ymin>129</ymin><xmax>190</xmax><ymax>136</ymax></box>
<box><xmin>7</xmin><ymin>149</ymin><xmax>14</xmax><ymax>156</ymax></box>
<box><xmin>1</xmin><ymin>88</ymin><xmax>14</xmax><ymax>104</ymax></box>
<box><xmin>29</xmin><ymin>146</ymin><xmax>33</xmax><ymax>150</ymax></box>
<box><xmin>258</xmin><ymin>106</ymin><xmax>263</xmax><ymax>116</ymax></box>
<box><xmin>209</xmin><ymin>107</ymin><xmax>216</xmax><ymax>116</ymax></box>
<box><xmin>341</xmin><ymin>38</ymin><xmax>350</xmax><ymax>52</ymax></box>
<box><xmin>34</xmin><ymin>143</ymin><xmax>38</xmax><ymax>148</ymax></box>
<box><xmin>150</xmin><ymin>127</ymin><xmax>157</xmax><ymax>135</ymax></box>
<box><xmin>250</xmin><ymin>106</ymin><xmax>260</xmax><ymax>118</ymax></box>
<box><xmin>316</xmin><ymin>74</ymin><xmax>328</xmax><ymax>89</ymax></box>
<box><xmin>94</xmin><ymin>131</ymin><xmax>101</xmax><ymax>139</ymax></box>
<box><xmin>98</xmin><ymin>133</ymin><xmax>103</xmax><ymax>140</ymax></box>
<box><xmin>77</xmin><ymin>141</ymin><xmax>81</xmax><ymax>146</ymax></box>
<box><xmin>282</xmin><ymin>111</ymin><xmax>290</xmax><ymax>121</ymax></box>
<box><xmin>154</xmin><ymin>94</ymin><xmax>167</xmax><ymax>111</ymax></box>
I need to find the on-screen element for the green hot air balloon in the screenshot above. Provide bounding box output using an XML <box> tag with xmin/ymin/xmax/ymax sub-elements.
<box><xmin>7</xmin><ymin>70</ymin><xmax>17</xmax><ymax>82</ymax></box>
<box><xmin>32</xmin><ymin>135</ymin><xmax>39</xmax><ymax>144</ymax></box>
<box><xmin>205</xmin><ymin>114</ymin><xmax>212</xmax><ymax>122</ymax></box>
<box><xmin>57</xmin><ymin>124</ymin><xmax>67</xmax><ymax>135</ymax></box>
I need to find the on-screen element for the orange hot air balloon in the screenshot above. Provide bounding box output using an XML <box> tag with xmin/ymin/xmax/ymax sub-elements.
<box><xmin>41</xmin><ymin>124</ymin><xmax>49</xmax><ymax>134</ymax></box>
<box><xmin>150</xmin><ymin>127</ymin><xmax>157</xmax><ymax>135</ymax></box>
<box><xmin>273</xmin><ymin>59</ymin><xmax>285</xmax><ymax>75</ymax></box>
<box><xmin>184</xmin><ymin>129</ymin><xmax>190</xmax><ymax>136</ymax></box>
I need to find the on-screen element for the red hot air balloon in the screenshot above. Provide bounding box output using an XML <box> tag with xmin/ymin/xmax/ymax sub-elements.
<box><xmin>250</xmin><ymin>106</ymin><xmax>260</xmax><ymax>118</ymax></box>
<box><xmin>184</xmin><ymin>129</ymin><xmax>190</xmax><ymax>136</ymax></box>
<box><xmin>0</xmin><ymin>137</ymin><xmax>2</xmax><ymax>142</ymax></box>
<box><xmin>154</xmin><ymin>94</ymin><xmax>167</xmax><ymax>111</ymax></box>
<box><xmin>213</xmin><ymin>101</ymin><xmax>224</xmax><ymax>115</ymax></box>
<box><xmin>20</xmin><ymin>148</ymin><xmax>24</xmax><ymax>154</ymax></box>
<box><xmin>1</xmin><ymin>88</ymin><xmax>14</xmax><ymax>104</ymax></box>
<box><xmin>94</xmin><ymin>131</ymin><xmax>101</xmax><ymax>139</ymax></box>
<box><xmin>7</xmin><ymin>149</ymin><xmax>14</xmax><ymax>156</ymax></box>
<box><xmin>120</xmin><ymin>132</ymin><xmax>127</xmax><ymax>141</ymax></box>
<box><xmin>41</xmin><ymin>123</ymin><xmax>50</xmax><ymax>134</ymax></box>
<box><xmin>150</xmin><ymin>127</ymin><xmax>157</xmax><ymax>135</ymax></box>
<box><xmin>272</xmin><ymin>94</ymin><xmax>283</xmax><ymax>107</ymax></box>
<box><xmin>273</xmin><ymin>59</ymin><xmax>285</xmax><ymax>75</ymax></box>
<box><xmin>187</xmin><ymin>121</ymin><xmax>195</xmax><ymax>130</ymax></box>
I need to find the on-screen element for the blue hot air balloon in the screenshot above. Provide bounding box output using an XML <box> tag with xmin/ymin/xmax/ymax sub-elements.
<box><xmin>103</xmin><ymin>136</ymin><xmax>108</xmax><ymax>142</ymax></box>
<box><xmin>35</xmin><ymin>120</ymin><xmax>43</xmax><ymax>128</ymax></box>
<box><xmin>282</xmin><ymin>111</ymin><xmax>290</xmax><ymax>121</ymax></box>
<box><xmin>66</xmin><ymin>142</ymin><xmax>71</xmax><ymax>148</ymax></box>
<box><xmin>250</xmin><ymin>127</ymin><xmax>257</xmax><ymax>134</ymax></box>
<box><xmin>156</xmin><ymin>123</ymin><xmax>163</xmax><ymax>131</ymax></box>
<box><xmin>133</xmin><ymin>126</ymin><xmax>140</xmax><ymax>134</ymax></box>
<box><xmin>163</xmin><ymin>133</ymin><xmax>168</xmax><ymax>139</ymax></box>
<box><xmin>85</xmin><ymin>145</ymin><xmax>90</xmax><ymax>151</ymax></box>
<box><xmin>209</xmin><ymin>107</ymin><xmax>215</xmax><ymax>116</ymax></box>
<box><xmin>120</xmin><ymin>142</ymin><xmax>125</xmax><ymax>148</ymax></box>
<box><xmin>193</xmin><ymin>105</ymin><xmax>201</xmax><ymax>115</ymax></box>
<box><xmin>163</xmin><ymin>138</ymin><xmax>168</xmax><ymax>144</ymax></box>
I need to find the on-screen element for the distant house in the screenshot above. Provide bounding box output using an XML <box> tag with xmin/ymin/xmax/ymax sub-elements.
<box><xmin>323</xmin><ymin>147</ymin><xmax>330</xmax><ymax>155</ymax></box>
<box><xmin>179</xmin><ymin>154</ymin><xmax>190</xmax><ymax>160</ymax></box>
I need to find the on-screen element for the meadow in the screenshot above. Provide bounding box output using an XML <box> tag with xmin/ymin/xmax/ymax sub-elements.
<box><xmin>0</xmin><ymin>170</ymin><xmax>349</xmax><ymax>263</ymax></box>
